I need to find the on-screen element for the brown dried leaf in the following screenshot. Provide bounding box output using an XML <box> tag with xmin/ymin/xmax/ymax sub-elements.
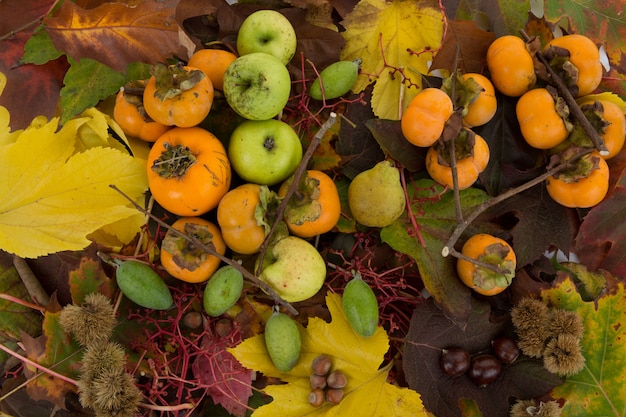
<box><xmin>430</xmin><ymin>20</ymin><xmax>496</xmax><ymax>74</ymax></box>
<box><xmin>44</xmin><ymin>1</ymin><xmax>194</xmax><ymax>72</ymax></box>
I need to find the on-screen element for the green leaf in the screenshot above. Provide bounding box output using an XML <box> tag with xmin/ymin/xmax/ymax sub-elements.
<box><xmin>541</xmin><ymin>276</ymin><xmax>626</xmax><ymax>416</ymax></box>
<box><xmin>21</xmin><ymin>29</ymin><xmax>65</xmax><ymax>65</ymax></box>
<box><xmin>60</xmin><ymin>57</ymin><xmax>126</xmax><ymax>124</ymax></box>
<box><xmin>380</xmin><ymin>179</ymin><xmax>490</xmax><ymax>323</ymax></box>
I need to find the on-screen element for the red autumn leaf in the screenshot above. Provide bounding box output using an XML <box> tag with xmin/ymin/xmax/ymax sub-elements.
<box><xmin>0</xmin><ymin>32</ymin><xmax>67</xmax><ymax>130</ymax></box>
<box><xmin>44</xmin><ymin>1</ymin><xmax>194</xmax><ymax>73</ymax></box>
<box><xmin>575</xmin><ymin>172</ymin><xmax>626</xmax><ymax>277</ymax></box>
<box><xmin>192</xmin><ymin>329</ymin><xmax>253</xmax><ymax>417</ymax></box>
<box><xmin>0</xmin><ymin>0</ymin><xmax>55</xmax><ymax>37</ymax></box>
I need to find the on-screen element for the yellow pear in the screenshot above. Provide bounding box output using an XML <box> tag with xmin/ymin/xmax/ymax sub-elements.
<box><xmin>347</xmin><ymin>160</ymin><xmax>405</xmax><ymax>227</ymax></box>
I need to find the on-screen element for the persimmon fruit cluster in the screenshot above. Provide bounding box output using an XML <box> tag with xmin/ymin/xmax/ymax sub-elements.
<box><xmin>401</xmin><ymin>71</ymin><xmax>496</xmax><ymax>190</ymax></box>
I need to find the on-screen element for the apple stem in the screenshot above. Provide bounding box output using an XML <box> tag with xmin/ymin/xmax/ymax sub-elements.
<box><xmin>255</xmin><ymin>113</ymin><xmax>338</xmax><ymax>274</ymax></box>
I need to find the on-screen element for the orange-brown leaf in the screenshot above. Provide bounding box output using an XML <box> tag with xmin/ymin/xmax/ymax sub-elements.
<box><xmin>44</xmin><ymin>1</ymin><xmax>194</xmax><ymax>72</ymax></box>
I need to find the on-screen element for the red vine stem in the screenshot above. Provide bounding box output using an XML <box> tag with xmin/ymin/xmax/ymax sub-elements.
<box><xmin>0</xmin><ymin>342</ymin><xmax>78</xmax><ymax>386</ymax></box>
<box><xmin>0</xmin><ymin>293</ymin><xmax>45</xmax><ymax>313</ymax></box>
<box><xmin>399</xmin><ymin>167</ymin><xmax>425</xmax><ymax>247</ymax></box>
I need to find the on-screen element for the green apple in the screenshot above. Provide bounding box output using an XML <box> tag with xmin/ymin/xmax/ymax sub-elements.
<box><xmin>223</xmin><ymin>52</ymin><xmax>291</xmax><ymax>121</ymax></box>
<box><xmin>257</xmin><ymin>236</ymin><xmax>326</xmax><ymax>303</ymax></box>
<box><xmin>228</xmin><ymin>119</ymin><xmax>303</xmax><ymax>185</ymax></box>
<box><xmin>236</xmin><ymin>10</ymin><xmax>297</xmax><ymax>65</ymax></box>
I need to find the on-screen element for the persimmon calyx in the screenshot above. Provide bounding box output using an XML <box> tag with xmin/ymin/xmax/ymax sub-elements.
<box><xmin>283</xmin><ymin>175</ymin><xmax>323</xmax><ymax>226</ymax></box>
<box><xmin>472</xmin><ymin>243</ymin><xmax>516</xmax><ymax>291</ymax></box>
<box><xmin>151</xmin><ymin>143</ymin><xmax>197</xmax><ymax>179</ymax></box>
<box><xmin>546</xmin><ymin>85</ymin><xmax>574</xmax><ymax>133</ymax></box>
<box><xmin>441</xmin><ymin>70</ymin><xmax>484</xmax><ymax>117</ymax></box>
<box><xmin>434</xmin><ymin>128</ymin><xmax>476</xmax><ymax>167</ymax></box>
<box><xmin>543</xmin><ymin>45</ymin><xmax>580</xmax><ymax>97</ymax></box>
<box><xmin>551</xmin><ymin>151</ymin><xmax>601</xmax><ymax>183</ymax></box>
<box><xmin>255</xmin><ymin>186</ymin><xmax>282</xmax><ymax>234</ymax></box>
<box><xmin>151</xmin><ymin>62</ymin><xmax>206</xmax><ymax>101</ymax></box>
<box><xmin>161</xmin><ymin>222</ymin><xmax>215</xmax><ymax>271</ymax></box>
<box><xmin>566</xmin><ymin>101</ymin><xmax>612</xmax><ymax>149</ymax></box>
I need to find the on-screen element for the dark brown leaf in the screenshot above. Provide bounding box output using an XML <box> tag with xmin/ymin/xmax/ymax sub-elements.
<box><xmin>365</xmin><ymin>119</ymin><xmax>427</xmax><ymax>172</ymax></box>
<box><xmin>403</xmin><ymin>297</ymin><xmax>563</xmax><ymax>417</ymax></box>
<box><xmin>430</xmin><ymin>20</ymin><xmax>495</xmax><ymax>74</ymax></box>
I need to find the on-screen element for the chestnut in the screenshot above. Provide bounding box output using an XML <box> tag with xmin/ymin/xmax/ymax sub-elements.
<box><xmin>439</xmin><ymin>347</ymin><xmax>471</xmax><ymax>377</ymax></box>
<box><xmin>467</xmin><ymin>354</ymin><xmax>502</xmax><ymax>387</ymax></box>
<box><xmin>492</xmin><ymin>336</ymin><xmax>520</xmax><ymax>364</ymax></box>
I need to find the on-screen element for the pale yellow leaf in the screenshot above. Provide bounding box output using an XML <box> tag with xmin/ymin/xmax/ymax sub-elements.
<box><xmin>340</xmin><ymin>0</ymin><xmax>444</xmax><ymax>120</ymax></box>
<box><xmin>0</xmin><ymin>116</ymin><xmax>147</xmax><ymax>258</ymax></box>
<box><xmin>75</xmin><ymin>107</ymin><xmax>135</xmax><ymax>154</ymax></box>
<box><xmin>229</xmin><ymin>293</ymin><xmax>427</xmax><ymax>417</ymax></box>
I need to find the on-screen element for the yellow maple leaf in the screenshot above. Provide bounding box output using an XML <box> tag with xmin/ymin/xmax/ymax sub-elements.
<box><xmin>0</xmin><ymin>110</ymin><xmax>147</xmax><ymax>258</ymax></box>
<box><xmin>229</xmin><ymin>293</ymin><xmax>428</xmax><ymax>417</ymax></box>
<box><xmin>340</xmin><ymin>0</ymin><xmax>444</xmax><ymax>120</ymax></box>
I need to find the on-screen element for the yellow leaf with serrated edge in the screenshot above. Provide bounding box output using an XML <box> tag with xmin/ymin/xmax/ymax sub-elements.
<box><xmin>0</xmin><ymin>112</ymin><xmax>147</xmax><ymax>258</ymax></box>
<box><xmin>229</xmin><ymin>293</ymin><xmax>428</xmax><ymax>417</ymax></box>
<box><xmin>340</xmin><ymin>0</ymin><xmax>444</xmax><ymax>120</ymax></box>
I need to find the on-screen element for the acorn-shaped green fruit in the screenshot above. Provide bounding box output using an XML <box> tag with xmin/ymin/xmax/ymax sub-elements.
<box><xmin>203</xmin><ymin>265</ymin><xmax>244</xmax><ymax>317</ymax></box>
<box><xmin>309</xmin><ymin>59</ymin><xmax>360</xmax><ymax>100</ymax></box>
<box><xmin>342</xmin><ymin>273</ymin><xmax>379</xmax><ymax>337</ymax></box>
<box><xmin>264</xmin><ymin>311</ymin><xmax>302</xmax><ymax>372</ymax></box>
<box><xmin>116</xmin><ymin>261</ymin><xmax>173</xmax><ymax>310</ymax></box>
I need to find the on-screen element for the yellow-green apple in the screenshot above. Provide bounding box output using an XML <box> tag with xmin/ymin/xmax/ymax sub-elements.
<box><xmin>257</xmin><ymin>236</ymin><xmax>326</xmax><ymax>302</ymax></box>
<box><xmin>236</xmin><ymin>10</ymin><xmax>297</xmax><ymax>65</ymax></box>
<box><xmin>228</xmin><ymin>119</ymin><xmax>302</xmax><ymax>185</ymax></box>
<box><xmin>223</xmin><ymin>52</ymin><xmax>291</xmax><ymax>120</ymax></box>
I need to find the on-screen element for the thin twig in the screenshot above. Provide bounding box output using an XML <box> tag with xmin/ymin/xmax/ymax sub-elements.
<box><xmin>255</xmin><ymin>112</ymin><xmax>338</xmax><ymax>272</ymax></box>
<box><xmin>448</xmin><ymin>45</ymin><xmax>464</xmax><ymax>224</ymax></box>
<box><xmin>520</xmin><ymin>30</ymin><xmax>609</xmax><ymax>156</ymax></box>
<box><xmin>13</xmin><ymin>256</ymin><xmax>49</xmax><ymax>307</ymax></box>
<box><xmin>109</xmin><ymin>185</ymin><xmax>298</xmax><ymax>316</ymax></box>
<box><xmin>441</xmin><ymin>147</ymin><xmax>594</xmax><ymax>257</ymax></box>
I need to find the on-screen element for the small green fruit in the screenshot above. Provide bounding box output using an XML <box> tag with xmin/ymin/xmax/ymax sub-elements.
<box><xmin>347</xmin><ymin>160</ymin><xmax>405</xmax><ymax>227</ymax></box>
<box><xmin>116</xmin><ymin>260</ymin><xmax>173</xmax><ymax>310</ymax></box>
<box><xmin>309</xmin><ymin>59</ymin><xmax>360</xmax><ymax>100</ymax></box>
<box><xmin>342</xmin><ymin>273</ymin><xmax>379</xmax><ymax>337</ymax></box>
<box><xmin>264</xmin><ymin>311</ymin><xmax>302</xmax><ymax>372</ymax></box>
<box><xmin>203</xmin><ymin>265</ymin><xmax>244</xmax><ymax>317</ymax></box>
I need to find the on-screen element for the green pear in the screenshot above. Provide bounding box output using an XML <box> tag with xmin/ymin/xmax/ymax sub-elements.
<box><xmin>348</xmin><ymin>160</ymin><xmax>405</xmax><ymax>227</ymax></box>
